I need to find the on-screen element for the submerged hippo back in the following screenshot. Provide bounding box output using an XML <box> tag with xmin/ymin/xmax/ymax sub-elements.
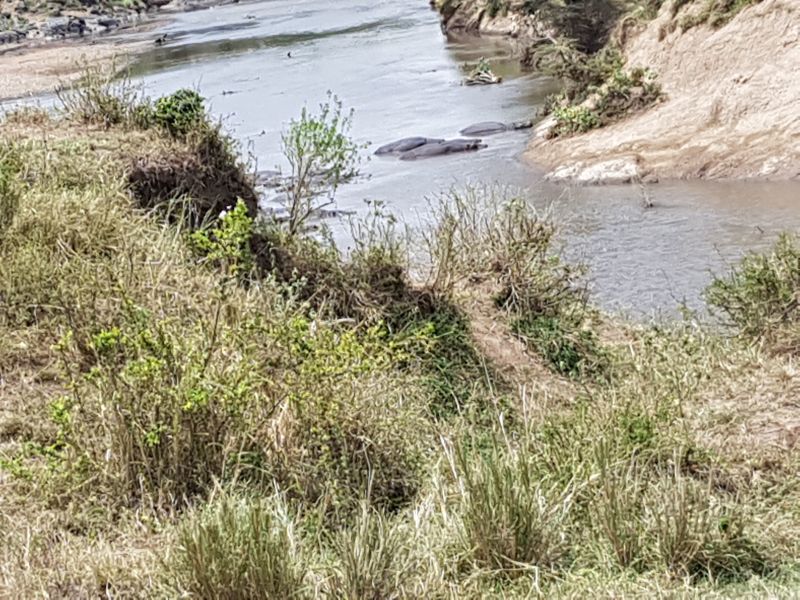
<box><xmin>375</xmin><ymin>137</ymin><xmax>444</xmax><ymax>155</ymax></box>
<box><xmin>459</xmin><ymin>122</ymin><xmax>508</xmax><ymax>137</ymax></box>
<box><xmin>400</xmin><ymin>138</ymin><xmax>486</xmax><ymax>160</ymax></box>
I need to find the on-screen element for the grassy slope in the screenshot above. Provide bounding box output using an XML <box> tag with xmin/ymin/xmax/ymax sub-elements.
<box><xmin>1</xmin><ymin>84</ymin><xmax>800</xmax><ymax>597</ymax></box>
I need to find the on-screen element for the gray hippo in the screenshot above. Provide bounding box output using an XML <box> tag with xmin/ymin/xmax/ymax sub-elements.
<box><xmin>399</xmin><ymin>139</ymin><xmax>487</xmax><ymax>161</ymax></box>
<box><xmin>374</xmin><ymin>137</ymin><xmax>444</xmax><ymax>156</ymax></box>
<box><xmin>459</xmin><ymin>120</ymin><xmax>533</xmax><ymax>137</ymax></box>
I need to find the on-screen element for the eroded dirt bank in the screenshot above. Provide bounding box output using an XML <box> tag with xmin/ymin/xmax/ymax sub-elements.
<box><xmin>529</xmin><ymin>0</ymin><xmax>800</xmax><ymax>181</ymax></box>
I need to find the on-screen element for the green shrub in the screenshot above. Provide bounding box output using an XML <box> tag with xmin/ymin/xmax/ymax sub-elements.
<box><xmin>167</xmin><ymin>492</ymin><xmax>307</xmax><ymax>599</ymax></box>
<box><xmin>679</xmin><ymin>0</ymin><xmax>762</xmax><ymax>29</ymax></box>
<box><xmin>707</xmin><ymin>233</ymin><xmax>800</xmax><ymax>352</ymax></box>
<box><xmin>51</xmin><ymin>300</ymin><xmax>283</xmax><ymax>508</ymax></box>
<box><xmin>594</xmin><ymin>67</ymin><xmax>662</xmax><ymax>119</ymax></box>
<box><xmin>548</xmin><ymin>66</ymin><xmax>661</xmax><ymax>137</ymax></box>
<box><xmin>531</xmin><ymin>41</ymin><xmax>623</xmax><ymax>102</ymax></box>
<box><xmin>154</xmin><ymin>89</ymin><xmax>206</xmax><ymax>137</ymax></box>
<box><xmin>512</xmin><ymin>315</ymin><xmax>608</xmax><ymax>378</ymax></box>
<box><xmin>272</xmin><ymin>319</ymin><xmax>431</xmax><ymax>517</ymax></box>
<box><xmin>191</xmin><ymin>198</ymin><xmax>255</xmax><ymax>278</ymax></box>
<box><xmin>280</xmin><ymin>93</ymin><xmax>361</xmax><ymax>235</ymax></box>
<box><xmin>552</xmin><ymin>104</ymin><xmax>601</xmax><ymax>135</ymax></box>
<box><xmin>534</xmin><ymin>40</ymin><xmax>661</xmax><ymax>137</ymax></box>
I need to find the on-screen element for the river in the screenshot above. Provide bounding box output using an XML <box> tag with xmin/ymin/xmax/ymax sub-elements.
<box><xmin>68</xmin><ymin>0</ymin><xmax>800</xmax><ymax>316</ymax></box>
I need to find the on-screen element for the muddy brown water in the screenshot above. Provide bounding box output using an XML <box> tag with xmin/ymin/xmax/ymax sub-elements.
<box><xmin>25</xmin><ymin>0</ymin><xmax>800</xmax><ymax>316</ymax></box>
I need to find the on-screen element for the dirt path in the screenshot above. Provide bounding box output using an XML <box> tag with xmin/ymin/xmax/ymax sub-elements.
<box><xmin>459</xmin><ymin>289</ymin><xmax>578</xmax><ymax>405</ymax></box>
<box><xmin>527</xmin><ymin>0</ymin><xmax>800</xmax><ymax>182</ymax></box>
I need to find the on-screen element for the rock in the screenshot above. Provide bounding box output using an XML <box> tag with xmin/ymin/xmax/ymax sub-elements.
<box><xmin>98</xmin><ymin>17</ymin><xmax>120</xmax><ymax>29</ymax></box>
<box><xmin>45</xmin><ymin>16</ymin><xmax>86</xmax><ymax>37</ymax></box>
<box><xmin>545</xmin><ymin>157</ymin><xmax>642</xmax><ymax>185</ymax></box>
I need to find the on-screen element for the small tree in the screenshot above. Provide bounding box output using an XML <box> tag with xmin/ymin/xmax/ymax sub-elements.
<box><xmin>281</xmin><ymin>93</ymin><xmax>360</xmax><ymax>236</ymax></box>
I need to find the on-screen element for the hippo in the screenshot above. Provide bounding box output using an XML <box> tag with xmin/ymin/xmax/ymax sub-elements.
<box><xmin>399</xmin><ymin>138</ymin><xmax>487</xmax><ymax>161</ymax></box>
<box><xmin>459</xmin><ymin>120</ymin><xmax>533</xmax><ymax>137</ymax></box>
<box><xmin>374</xmin><ymin>137</ymin><xmax>444</xmax><ymax>156</ymax></box>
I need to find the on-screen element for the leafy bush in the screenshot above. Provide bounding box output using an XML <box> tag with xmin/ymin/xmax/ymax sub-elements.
<box><xmin>547</xmin><ymin>64</ymin><xmax>661</xmax><ymax>137</ymax></box>
<box><xmin>530</xmin><ymin>39</ymin><xmax>623</xmax><ymax>98</ymax></box>
<box><xmin>154</xmin><ymin>89</ymin><xmax>206</xmax><ymax>138</ymax></box>
<box><xmin>594</xmin><ymin>67</ymin><xmax>662</xmax><ymax>119</ymax></box>
<box><xmin>191</xmin><ymin>198</ymin><xmax>255</xmax><ymax>278</ymax></box>
<box><xmin>679</xmin><ymin>0</ymin><xmax>762</xmax><ymax>29</ymax></box>
<box><xmin>272</xmin><ymin>319</ymin><xmax>431</xmax><ymax>517</ymax></box>
<box><xmin>167</xmin><ymin>492</ymin><xmax>307</xmax><ymax>599</ymax></box>
<box><xmin>50</xmin><ymin>300</ymin><xmax>283</xmax><ymax>508</ymax></box>
<box><xmin>280</xmin><ymin>93</ymin><xmax>361</xmax><ymax>235</ymax></box>
<box><xmin>552</xmin><ymin>104</ymin><xmax>601</xmax><ymax>135</ymax></box>
<box><xmin>707</xmin><ymin>233</ymin><xmax>800</xmax><ymax>352</ymax></box>
<box><xmin>534</xmin><ymin>40</ymin><xmax>661</xmax><ymax>136</ymax></box>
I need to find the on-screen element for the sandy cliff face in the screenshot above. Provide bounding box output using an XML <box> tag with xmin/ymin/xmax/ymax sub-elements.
<box><xmin>528</xmin><ymin>0</ymin><xmax>800</xmax><ymax>181</ymax></box>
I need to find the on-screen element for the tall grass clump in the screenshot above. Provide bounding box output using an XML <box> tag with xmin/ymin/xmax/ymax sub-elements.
<box><xmin>166</xmin><ymin>491</ymin><xmax>307</xmax><ymax>599</ymax></box>
<box><xmin>589</xmin><ymin>453</ymin><xmax>767</xmax><ymax>580</ymax></box>
<box><xmin>707</xmin><ymin>233</ymin><xmax>800</xmax><ymax>353</ymax></box>
<box><xmin>56</xmin><ymin>65</ymin><xmax>148</xmax><ymax>128</ymax></box>
<box><xmin>425</xmin><ymin>186</ymin><xmax>607</xmax><ymax>378</ymax></box>
<box><xmin>324</xmin><ymin>503</ymin><xmax>409</xmax><ymax>599</ymax></box>
<box><xmin>447</xmin><ymin>438</ymin><xmax>575</xmax><ymax>578</ymax></box>
<box><xmin>0</xmin><ymin>143</ymin><xmax>22</xmax><ymax>241</ymax></box>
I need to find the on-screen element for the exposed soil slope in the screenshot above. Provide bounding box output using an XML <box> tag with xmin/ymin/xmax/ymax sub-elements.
<box><xmin>529</xmin><ymin>0</ymin><xmax>800</xmax><ymax>181</ymax></box>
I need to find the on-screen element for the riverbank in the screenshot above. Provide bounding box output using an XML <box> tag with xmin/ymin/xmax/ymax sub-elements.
<box><xmin>433</xmin><ymin>0</ymin><xmax>800</xmax><ymax>182</ymax></box>
<box><xmin>0</xmin><ymin>36</ymin><xmax>152</xmax><ymax>101</ymax></box>
<box><xmin>0</xmin><ymin>0</ymin><xmax>230</xmax><ymax>101</ymax></box>
<box><xmin>530</xmin><ymin>0</ymin><xmax>800</xmax><ymax>182</ymax></box>
<box><xmin>2</xmin><ymin>76</ymin><xmax>800</xmax><ymax>597</ymax></box>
